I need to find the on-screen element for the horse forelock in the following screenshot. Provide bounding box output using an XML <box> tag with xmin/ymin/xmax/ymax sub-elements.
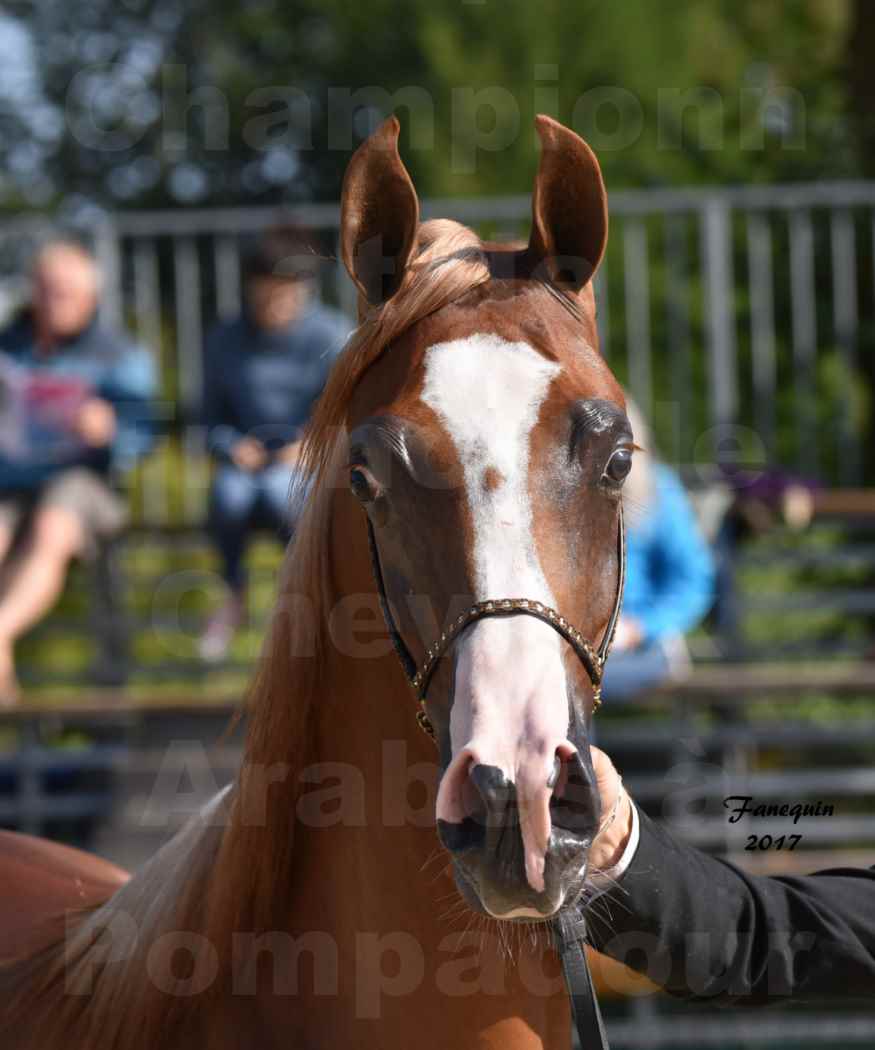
<box><xmin>301</xmin><ymin>219</ymin><xmax>491</xmax><ymax>487</ymax></box>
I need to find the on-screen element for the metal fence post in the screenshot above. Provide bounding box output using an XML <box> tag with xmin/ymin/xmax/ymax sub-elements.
<box><xmin>830</xmin><ymin>208</ymin><xmax>861</xmax><ymax>483</ymax></box>
<box><xmin>789</xmin><ymin>209</ymin><xmax>818</xmax><ymax>475</ymax></box>
<box><xmin>701</xmin><ymin>200</ymin><xmax>738</xmax><ymax>446</ymax></box>
<box><xmin>623</xmin><ymin>217</ymin><xmax>653</xmax><ymax>415</ymax></box>
<box><xmin>94</xmin><ymin>217</ymin><xmax>124</xmax><ymax>330</ymax></box>
<box><xmin>746</xmin><ymin>211</ymin><xmax>777</xmax><ymax>462</ymax></box>
<box><xmin>173</xmin><ymin>235</ymin><xmax>204</xmax><ymax>416</ymax></box>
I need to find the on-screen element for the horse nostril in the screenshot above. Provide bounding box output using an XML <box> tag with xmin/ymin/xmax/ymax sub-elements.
<box><xmin>469</xmin><ymin>764</ymin><xmax>514</xmax><ymax>825</ymax></box>
<box><xmin>437</xmin><ymin>763</ymin><xmax>519</xmax><ymax>855</ymax></box>
<box><xmin>549</xmin><ymin>748</ymin><xmax>598</xmax><ymax>838</ymax></box>
<box><xmin>437</xmin><ymin>814</ymin><xmax>484</xmax><ymax>854</ymax></box>
<box><xmin>436</xmin><ymin>752</ymin><xmax>490</xmax><ymax>853</ymax></box>
<box><xmin>549</xmin><ymin>748</ymin><xmax>570</xmax><ymax>799</ymax></box>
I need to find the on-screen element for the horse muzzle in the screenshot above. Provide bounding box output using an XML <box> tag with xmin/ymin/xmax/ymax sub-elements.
<box><xmin>436</xmin><ymin>748</ymin><xmax>600</xmax><ymax>919</ymax></box>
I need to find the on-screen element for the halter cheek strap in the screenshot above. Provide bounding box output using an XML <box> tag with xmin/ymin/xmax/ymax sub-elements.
<box><xmin>365</xmin><ymin>504</ymin><xmax>625</xmax><ymax>740</ymax></box>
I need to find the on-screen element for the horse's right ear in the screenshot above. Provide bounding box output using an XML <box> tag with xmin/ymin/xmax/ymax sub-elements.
<box><xmin>340</xmin><ymin>116</ymin><xmax>420</xmax><ymax>307</ymax></box>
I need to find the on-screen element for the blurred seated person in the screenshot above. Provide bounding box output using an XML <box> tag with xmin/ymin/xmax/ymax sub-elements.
<box><xmin>602</xmin><ymin>400</ymin><xmax>715</xmax><ymax>701</ymax></box>
<box><xmin>199</xmin><ymin>227</ymin><xmax>351</xmax><ymax>660</ymax></box>
<box><xmin>0</xmin><ymin>240</ymin><xmax>155</xmax><ymax>703</ymax></box>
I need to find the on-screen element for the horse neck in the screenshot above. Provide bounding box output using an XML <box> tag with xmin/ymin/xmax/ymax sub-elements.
<box><xmin>207</xmin><ymin>488</ymin><xmax>446</xmax><ymax>945</ymax></box>
<box><xmin>288</xmin><ymin>494</ymin><xmax>447</xmax><ymax>934</ymax></box>
<box><xmin>249</xmin><ymin>500</ymin><xmax>567</xmax><ymax>1048</ymax></box>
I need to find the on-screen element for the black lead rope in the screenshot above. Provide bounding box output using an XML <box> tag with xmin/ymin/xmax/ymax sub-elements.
<box><xmin>554</xmin><ymin>915</ymin><xmax>611</xmax><ymax>1050</ymax></box>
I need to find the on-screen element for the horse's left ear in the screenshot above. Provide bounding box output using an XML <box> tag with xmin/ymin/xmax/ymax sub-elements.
<box><xmin>528</xmin><ymin>115</ymin><xmax>608</xmax><ymax>290</ymax></box>
<box><xmin>341</xmin><ymin>115</ymin><xmax>420</xmax><ymax>307</ymax></box>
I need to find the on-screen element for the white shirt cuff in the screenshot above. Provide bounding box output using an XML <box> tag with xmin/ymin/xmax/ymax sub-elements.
<box><xmin>584</xmin><ymin>801</ymin><xmax>641</xmax><ymax>902</ymax></box>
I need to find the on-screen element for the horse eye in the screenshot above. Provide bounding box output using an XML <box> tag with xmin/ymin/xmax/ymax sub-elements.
<box><xmin>349</xmin><ymin>467</ymin><xmax>376</xmax><ymax>502</ymax></box>
<box><xmin>603</xmin><ymin>448</ymin><xmax>632</xmax><ymax>486</ymax></box>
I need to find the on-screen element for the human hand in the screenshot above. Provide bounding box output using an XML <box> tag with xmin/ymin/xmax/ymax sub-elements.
<box><xmin>588</xmin><ymin>745</ymin><xmax>634</xmax><ymax>873</ymax></box>
<box><xmin>75</xmin><ymin>398</ymin><xmax>116</xmax><ymax>447</ymax></box>
<box><xmin>231</xmin><ymin>436</ymin><xmax>267</xmax><ymax>472</ymax></box>
<box><xmin>612</xmin><ymin>616</ymin><xmax>643</xmax><ymax>652</ymax></box>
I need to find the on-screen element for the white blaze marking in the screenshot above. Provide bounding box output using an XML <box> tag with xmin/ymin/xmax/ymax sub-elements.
<box><xmin>421</xmin><ymin>334</ymin><xmax>560</xmax><ymax>600</ymax></box>
<box><xmin>422</xmin><ymin>334</ymin><xmax>571</xmax><ymax>895</ymax></box>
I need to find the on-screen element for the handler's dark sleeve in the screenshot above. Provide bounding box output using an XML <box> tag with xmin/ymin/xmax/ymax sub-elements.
<box><xmin>588</xmin><ymin>808</ymin><xmax>875</xmax><ymax>1004</ymax></box>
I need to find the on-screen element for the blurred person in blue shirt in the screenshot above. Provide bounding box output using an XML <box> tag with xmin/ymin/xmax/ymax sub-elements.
<box><xmin>0</xmin><ymin>240</ymin><xmax>155</xmax><ymax>703</ymax></box>
<box><xmin>199</xmin><ymin>227</ymin><xmax>350</xmax><ymax>660</ymax></box>
<box><xmin>603</xmin><ymin>400</ymin><xmax>715</xmax><ymax>701</ymax></box>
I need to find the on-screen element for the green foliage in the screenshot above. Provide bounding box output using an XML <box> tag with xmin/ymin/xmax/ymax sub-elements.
<box><xmin>0</xmin><ymin>0</ymin><xmax>865</xmax><ymax>209</ymax></box>
<box><xmin>204</xmin><ymin>0</ymin><xmax>858</xmax><ymax>199</ymax></box>
<box><xmin>737</xmin><ymin>523</ymin><xmax>875</xmax><ymax>651</ymax></box>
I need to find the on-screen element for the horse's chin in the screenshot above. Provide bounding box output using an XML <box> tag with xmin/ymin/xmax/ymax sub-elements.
<box><xmin>448</xmin><ymin>855</ymin><xmax>588</xmax><ymax>924</ymax></box>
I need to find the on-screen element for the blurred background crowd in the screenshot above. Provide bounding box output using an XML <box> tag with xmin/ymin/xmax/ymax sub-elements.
<box><xmin>0</xmin><ymin>227</ymin><xmax>349</xmax><ymax>698</ymax></box>
<box><xmin>1</xmin><ymin>2</ymin><xmax>875</xmax><ymax>1047</ymax></box>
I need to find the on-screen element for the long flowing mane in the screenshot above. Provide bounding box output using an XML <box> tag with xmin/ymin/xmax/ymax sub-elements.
<box><xmin>1</xmin><ymin>219</ymin><xmax>493</xmax><ymax>1049</ymax></box>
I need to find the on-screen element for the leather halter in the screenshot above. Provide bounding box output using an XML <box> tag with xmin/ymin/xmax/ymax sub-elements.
<box><xmin>366</xmin><ymin>504</ymin><xmax>625</xmax><ymax>740</ymax></box>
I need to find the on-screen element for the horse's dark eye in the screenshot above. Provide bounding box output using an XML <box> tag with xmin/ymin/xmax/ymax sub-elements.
<box><xmin>349</xmin><ymin>467</ymin><xmax>375</xmax><ymax>502</ymax></box>
<box><xmin>604</xmin><ymin>448</ymin><xmax>632</xmax><ymax>486</ymax></box>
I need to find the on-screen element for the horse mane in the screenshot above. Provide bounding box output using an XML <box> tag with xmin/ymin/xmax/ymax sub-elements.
<box><xmin>1</xmin><ymin>218</ymin><xmax>494</xmax><ymax>1049</ymax></box>
<box><xmin>304</xmin><ymin>218</ymin><xmax>492</xmax><ymax>483</ymax></box>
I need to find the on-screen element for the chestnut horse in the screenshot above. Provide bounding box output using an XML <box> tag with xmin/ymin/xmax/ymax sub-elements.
<box><xmin>0</xmin><ymin>115</ymin><xmax>634</xmax><ymax>1048</ymax></box>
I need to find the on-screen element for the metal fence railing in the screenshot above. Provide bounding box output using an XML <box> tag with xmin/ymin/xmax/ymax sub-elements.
<box><xmin>2</xmin><ymin>181</ymin><xmax>875</xmax><ymax>522</ymax></box>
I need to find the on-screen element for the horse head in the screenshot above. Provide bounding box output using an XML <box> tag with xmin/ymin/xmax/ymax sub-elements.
<box><xmin>330</xmin><ymin>114</ymin><xmax>629</xmax><ymax>921</ymax></box>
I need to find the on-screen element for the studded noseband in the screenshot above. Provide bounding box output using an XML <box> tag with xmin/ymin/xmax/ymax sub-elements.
<box><xmin>365</xmin><ymin>506</ymin><xmax>625</xmax><ymax>740</ymax></box>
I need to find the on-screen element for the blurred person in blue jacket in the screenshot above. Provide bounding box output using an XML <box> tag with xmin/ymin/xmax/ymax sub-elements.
<box><xmin>603</xmin><ymin>400</ymin><xmax>715</xmax><ymax>701</ymax></box>
<box><xmin>199</xmin><ymin>227</ymin><xmax>350</xmax><ymax>661</ymax></box>
<box><xmin>0</xmin><ymin>240</ymin><xmax>155</xmax><ymax>703</ymax></box>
